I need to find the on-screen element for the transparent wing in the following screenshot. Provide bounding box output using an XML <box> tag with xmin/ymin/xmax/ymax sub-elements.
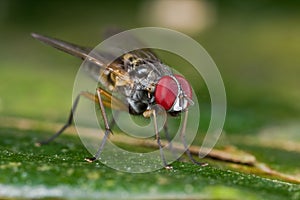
<box><xmin>103</xmin><ymin>28</ymin><xmax>161</xmax><ymax>62</ymax></box>
<box><xmin>32</xmin><ymin>33</ymin><xmax>100</xmax><ymax>63</ymax></box>
<box><xmin>31</xmin><ymin>33</ymin><xmax>131</xmax><ymax>86</ymax></box>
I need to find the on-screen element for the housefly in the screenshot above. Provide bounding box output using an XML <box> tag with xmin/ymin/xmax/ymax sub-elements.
<box><xmin>31</xmin><ymin>32</ymin><xmax>206</xmax><ymax>168</ymax></box>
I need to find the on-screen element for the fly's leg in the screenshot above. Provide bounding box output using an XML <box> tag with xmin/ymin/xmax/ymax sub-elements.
<box><xmin>180</xmin><ymin>109</ymin><xmax>208</xmax><ymax>167</ymax></box>
<box><xmin>35</xmin><ymin>93</ymin><xmax>81</xmax><ymax>146</ymax></box>
<box><xmin>163</xmin><ymin>123</ymin><xmax>177</xmax><ymax>159</ymax></box>
<box><xmin>85</xmin><ymin>111</ymin><xmax>119</xmax><ymax>162</ymax></box>
<box><xmin>36</xmin><ymin>88</ymin><xmax>126</xmax><ymax>162</ymax></box>
<box><xmin>35</xmin><ymin>90</ymin><xmax>117</xmax><ymax>146</ymax></box>
<box><xmin>151</xmin><ymin>109</ymin><xmax>172</xmax><ymax>170</ymax></box>
<box><xmin>85</xmin><ymin>88</ymin><xmax>115</xmax><ymax>162</ymax></box>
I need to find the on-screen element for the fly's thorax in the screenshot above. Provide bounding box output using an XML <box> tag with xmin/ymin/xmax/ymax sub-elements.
<box><xmin>122</xmin><ymin>62</ymin><xmax>170</xmax><ymax>115</ymax></box>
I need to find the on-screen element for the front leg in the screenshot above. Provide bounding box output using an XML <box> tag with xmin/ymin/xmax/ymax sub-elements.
<box><xmin>180</xmin><ymin>109</ymin><xmax>208</xmax><ymax>167</ymax></box>
<box><xmin>144</xmin><ymin>108</ymin><xmax>172</xmax><ymax>170</ymax></box>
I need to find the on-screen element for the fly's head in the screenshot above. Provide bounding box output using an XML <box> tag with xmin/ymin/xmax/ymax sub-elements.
<box><xmin>154</xmin><ymin>74</ymin><xmax>194</xmax><ymax>116</ymax></box>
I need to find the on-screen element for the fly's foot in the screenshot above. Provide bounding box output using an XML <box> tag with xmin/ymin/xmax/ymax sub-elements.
<box><xmin>193</xmin><ymin>160</ymin><xmax>209</xmax><ymax>167</ymax></box>
<box><xmin>199</xmin><ymin>162</ymin><xmax>209</xmax><ymax>167</ymax></box>
<box><xmin>188</xmin><ymin>154</ymin><xmax>209</xmax><ymax>167</ymax></box>
<box><xmin>85</xmin><ymin>157</ymin><xmax>97</xmax><ymax>163</ymax></box>
<box><xmin>35</xmin><ymin>141</ymin><xmax>48</xmax><ymax>147</ymax></box>
<box><xmin>165</xmin><ymin>165</ymin><xmax>173</xmax><ymax>170</ymax></box>
<box><xmin>34</xmin><ymin>142</ymin><xmax>42</xmax><ymax>147</ymax></box>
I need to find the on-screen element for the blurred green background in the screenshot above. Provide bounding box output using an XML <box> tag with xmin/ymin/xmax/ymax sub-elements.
<box><xmin>0</xmin><ymin>0</ymin><xmax>300</xmax><ymax>199</ymax></box>
<box><xmin>1</xmin><ymin>0</ymin><xmax>299</xmax><ymax>134</ymax></box>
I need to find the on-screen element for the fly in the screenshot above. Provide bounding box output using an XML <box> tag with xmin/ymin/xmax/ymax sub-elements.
<box><xmin>31</xmin><ymin>32</ymin><xmax>206</xmax><ymax>168</ymax></box>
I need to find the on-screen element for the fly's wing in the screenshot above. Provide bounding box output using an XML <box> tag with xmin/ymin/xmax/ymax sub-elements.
<box><xmin>102</xmin><ymin>28</ymin><xmax>173</xmax><ymax>77</ymax></box>
<box><xmin>31</xmin><ymin>33</ymin><xmax>131</xmax><ymax>87</ymax></box>
<box><xmin>31</xmin><ymin>33</ymin><xmax>94</xmax><ymax>61</ymax></box>
<box><xmin>103</xmin><ymin>28</ymin><xmax>161</xmax><ymax>62</ymax></box>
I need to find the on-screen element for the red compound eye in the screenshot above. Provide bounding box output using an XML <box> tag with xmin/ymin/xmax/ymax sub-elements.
<box><xmin>155</xmin><ymin>74</ymin><xmax>192</xmax><ymax>111</ymax></box>
<box><xmin>174</xmin><ymin>74</ymin><xmax>192</xmax><ymax>100</ymax></box>
<box><xmin>155</xmin><ymin>76</ymin><xmax>177</xmax><ymax>110</ymax></box>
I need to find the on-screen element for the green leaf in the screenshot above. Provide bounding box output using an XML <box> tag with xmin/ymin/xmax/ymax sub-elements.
<box><xmin>0</xmin><ymin>121</ymin><xmax>299</xmax><ymax>200</ymax></box>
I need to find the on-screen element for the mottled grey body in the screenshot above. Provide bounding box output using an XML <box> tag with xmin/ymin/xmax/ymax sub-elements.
<box><xmin>85</xmin><ymin>51</ymin><xmax>173</xmax><ymax>115</ymax></box>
